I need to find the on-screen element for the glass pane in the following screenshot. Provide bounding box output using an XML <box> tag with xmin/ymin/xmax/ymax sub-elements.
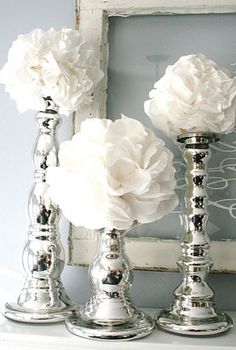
<box><xmin>107</xmin><ymin>13</ymin><xmax>236</xmax><ymax>240</ymax></box>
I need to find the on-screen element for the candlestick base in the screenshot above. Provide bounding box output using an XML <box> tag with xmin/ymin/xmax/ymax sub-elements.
<box><xmin>3</xmin><ymin>278</ymin><xmax>75</xmax><ymax>323</ymax></box>
<box><xmin>66</xmin><ymin>310</ymin><xmax>154</xmax><ymax>341</ymax></box>
<box><xmin>157</xmin><ymin>308</ymin><xmax>232</xmax><ymax>335</ymax></box>
<box><xmin>4</xmin><ymin>303</ymin><xmax>75</xmax><ymax>324</ymax></box>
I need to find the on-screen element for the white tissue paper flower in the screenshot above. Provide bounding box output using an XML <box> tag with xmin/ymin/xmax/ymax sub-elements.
<box><xmin>0</xmin><ymin>28</ymin><xmax>103</xmax><ymax>115</ymax></box>
<box><xmin>144</xmin><ymin>54</ymin><xmax>236</xmax><ymax>138</ymax></box>
<box><xmin>47</xmin><ymin>117</ymin><xmax>178</xmax><ymax>230</ymax></box>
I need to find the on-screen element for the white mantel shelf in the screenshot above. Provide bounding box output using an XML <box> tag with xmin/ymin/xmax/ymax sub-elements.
<box><xmin>1</xmin><ymin>309</ymin><xmax>236</xmax><ymax>350</ymax></box>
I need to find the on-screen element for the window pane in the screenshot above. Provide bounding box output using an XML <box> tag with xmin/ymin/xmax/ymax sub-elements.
<box><xmin>108</xmin><ymin>14</ymin><xmax>236</xmax><ymax>239</ymax></box>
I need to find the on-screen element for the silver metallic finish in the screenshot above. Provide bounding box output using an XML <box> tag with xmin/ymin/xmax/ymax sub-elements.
<box><xmin>66</xmin><ymin>228</ymin><xmax>154</xmax><ymax>340</ymax></box>
<box><xmin>158</xmin><ymin>132</ymin><xmax>232</xmax><ymax>335</ymax></box>
<box><xmin>4</xmin><ymin>98</ymin><xmax>75</xmax><ymax>323</ymax></box>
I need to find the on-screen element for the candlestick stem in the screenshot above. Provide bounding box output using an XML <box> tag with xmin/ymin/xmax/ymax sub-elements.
<box><xmin>4</xmin><ymin>98</ymin><xmax>75</xmax><ymax>323</ymax></box>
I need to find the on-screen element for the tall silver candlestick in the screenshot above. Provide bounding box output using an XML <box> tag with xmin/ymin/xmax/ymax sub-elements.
<box><xmin>158</xmin><ymin>133</ymin><xmax>232</xmax><ymax>335</ymax></box>
<box><xmin>66</xmin><ymin>228</ymin><xmax>154</xmax><ymax>340</ymax></box>
<box><xmin>4</xmin><ymin>98</ymin><xmax>75</xmax><ymax>323</ymax></box>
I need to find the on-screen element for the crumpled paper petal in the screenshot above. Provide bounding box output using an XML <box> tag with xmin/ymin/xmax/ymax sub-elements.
<box><xmin>47</xmin><ymin>117</ymin><xmax>178</xmax><ymax>230</ymax></box>
<box><xmin>0</xmin><ymin>27</ymin><xmax>103</xmax><ymax>115</ymax></box>
<box><xmin>145</xmin><ymin>54</ymin><xmax>236</xmax><ymax>138</ymax></box>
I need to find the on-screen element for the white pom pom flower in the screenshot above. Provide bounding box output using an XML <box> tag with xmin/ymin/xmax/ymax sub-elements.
<box><xmin>47</xmin><ymin>117</ymin><xmax>178</xmax><ymax>230</ymax></box>
<box><xmin>145</xmin><ymin>54</ymin><xmax>236</xmax><ymax>138</ymax></box>
<box><xmin>0</xmin><ymin>28</ymin><xmax>103</xmax><ymax>115</ymax></box>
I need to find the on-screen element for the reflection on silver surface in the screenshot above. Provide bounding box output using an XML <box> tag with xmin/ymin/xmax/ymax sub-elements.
<box><xmin>158</xmin><ymin>133</ymin><xmax>232</xmax><ymax>335</ymax></box>
<box><xmin>66</xmin><ymin>228</ymin><xmax>154</xmax><ymax>340</ymax></box>
<box><xmin>3</xmin><ymin>98</ymin><xmax>75</xmax><ymax>323</ymax></box>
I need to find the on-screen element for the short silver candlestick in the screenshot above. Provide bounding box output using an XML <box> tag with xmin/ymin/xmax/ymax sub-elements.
<box><xmin>158</xmin><ymin>132</ymin><xmax>232</xmax><ymax>335</ymax></box>
<box><xmin>66</xmin><ymin>228</ymin><xmax>154</xmax><ymax>341</ymax></box>
<box><xmin>4</xmin><ymin>98</ymin><xmax>75</xmax><ymax>323</ymax></box>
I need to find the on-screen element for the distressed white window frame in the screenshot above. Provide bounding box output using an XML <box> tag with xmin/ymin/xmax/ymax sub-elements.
<box><xmin>69</xmin><ymin>0</ymin><xmax>236</xmax><ymax>273</ymax></box>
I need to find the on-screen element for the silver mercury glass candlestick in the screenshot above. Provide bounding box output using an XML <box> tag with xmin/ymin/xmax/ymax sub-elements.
<box><xmin>157</xmin><ymin>132</ymin><xmax>232</xmax><ymax>335</ymax></box>
<box><xmin>66</xmin><ymin>228</ymin><xmax>154</xmax><ymax>340</ymax></box>
<box><xmin>3</xmin><ymin>97</ymin><xmax>75</xmax><ymax>323</ymax></box>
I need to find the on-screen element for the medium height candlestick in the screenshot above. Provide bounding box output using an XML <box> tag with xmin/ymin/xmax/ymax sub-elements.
<box><xmin>4</xmin><ymin>98</ymin><xmax>75</xmax><ymax>323</ymax></box>
<box><xmin>66</xmin><ymin>228</ymin><xmax>154</xmax><ymax>340</ymax></box>
<box><xmin>158</xmin><ymin>133</ymin><xmax>232</xmax><ymax>335</ymax></box>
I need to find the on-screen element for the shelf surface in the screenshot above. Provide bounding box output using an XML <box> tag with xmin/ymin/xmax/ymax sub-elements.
<box><xmin>1</xmin><ymin>309</ymin><xmax>236</xmax><ymax>350</ymax></box>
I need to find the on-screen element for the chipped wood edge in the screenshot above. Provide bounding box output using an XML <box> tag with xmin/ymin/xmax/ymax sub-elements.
<box><xmin>79</xmin><ymin>0</ymin><xmax>236</xmax><ymax>15</ymax></box>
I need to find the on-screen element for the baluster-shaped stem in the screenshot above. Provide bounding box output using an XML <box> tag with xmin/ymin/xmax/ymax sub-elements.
<box><xmin>85</xmin><ymin>228</ymin><xmax>134</xmax><ymax>323</ymax></box>
<box><xmin>158</xmin><ymin>132</ymin><xmax>232</xmax><ymax>335</ymax></box>
<box><xmin>4</xmin><ymin>98</ymin><xmax>75</xmax><ymax>323</ymax></box>
<box><xmin>66</xmin><ymin>228</ymin><xmax>154</xmax><ymax>340</ymax></box>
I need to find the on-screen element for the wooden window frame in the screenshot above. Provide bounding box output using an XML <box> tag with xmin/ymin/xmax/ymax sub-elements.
<box><xmin>69</xmin><ymin>0</ymin><xmax>236</xmax><ymax>273</ymax></box>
